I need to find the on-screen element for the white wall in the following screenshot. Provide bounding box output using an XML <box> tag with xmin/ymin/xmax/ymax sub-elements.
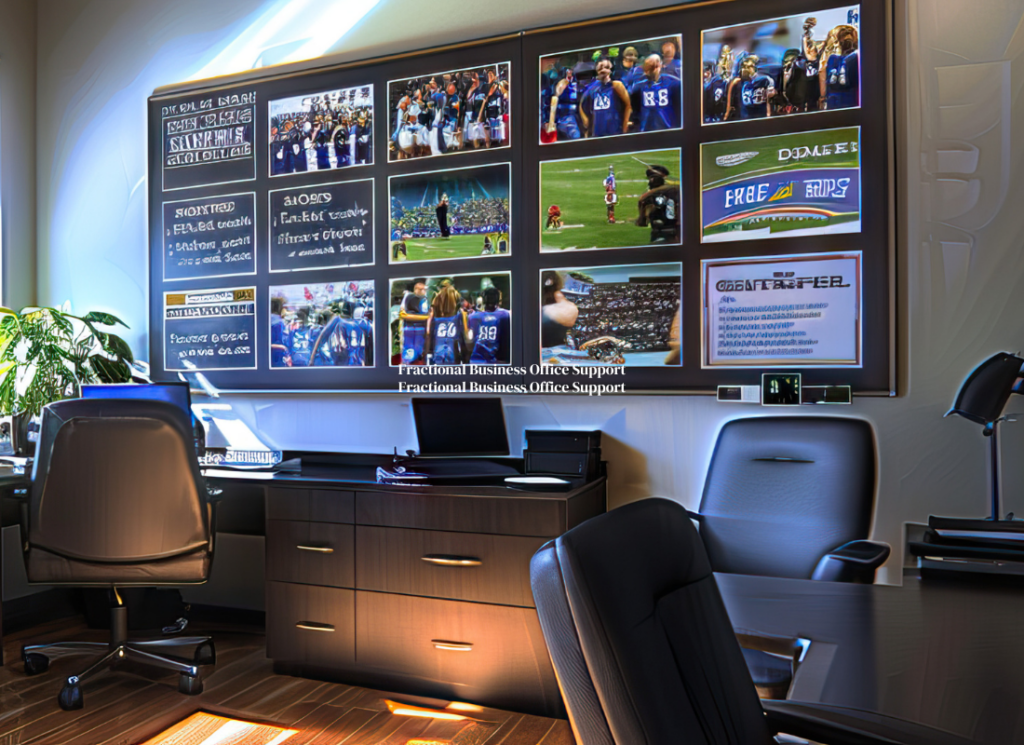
<box><xmin>0</xmin><ymin>0</ymin><xmax>37</xmax><ymax>309</ymax></box>
<box><xmin>27</xmin><ymin>0</ymin><xmax>1024</xmax><ymax>589</ymax></box>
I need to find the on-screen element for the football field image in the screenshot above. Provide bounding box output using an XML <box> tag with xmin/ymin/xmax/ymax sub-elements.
<box><xmin>391</xmin><ymin>233</ymin><xmax>508</xmax><ymax>262</ymax></box>
<box><xmin>701</xmin><ymin>127</ymin><xmax>861</xmax><ymax>243</ymax></box>
<box><xmin>540</xmin><ymin>149</ymin><xmax>681</xmax><ymax>251</ymax></box>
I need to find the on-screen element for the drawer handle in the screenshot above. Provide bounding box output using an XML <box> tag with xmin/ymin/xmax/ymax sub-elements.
<box><xmin>431</xmin><ymin>639</ymin><xmax>473</xmax><ymax>652</ymax></box>
<box><xmin>296</xmin><ymin>545</ymin><xmax>334</xmax><ymax>553</ymax></box>
<box><xmin>421</xmin><ymin>554</ymin><xmax>482</xmax><ymax>567</ymax></box>
<box><xmin>296</xmin><ymin>622</ymin><xmax>335</xmax><ymax>632</ymax></box>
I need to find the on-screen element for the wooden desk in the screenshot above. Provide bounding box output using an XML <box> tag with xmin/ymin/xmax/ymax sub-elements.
<box><xmin>719</xmin><ymin>572</ymin><xmax>1024</xmax><ymax>744</ymax></box>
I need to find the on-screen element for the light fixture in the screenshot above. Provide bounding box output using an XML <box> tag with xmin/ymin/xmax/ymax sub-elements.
<box><xmin>945</xmin><ymin>351</ymin><xmax>1024</xmax><ymax>520</ymax></box>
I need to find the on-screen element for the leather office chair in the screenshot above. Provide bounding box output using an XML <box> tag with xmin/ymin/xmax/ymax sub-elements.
<box><xmin>16</xmin><ymin>398</ymin><xmax>217</xmax><ymax>710</ymax></box>
<box><xmin>697</xmin><ymin>416</ymin><xmax>890</xmax><ymax>696</ymax></box>
<box><xmin>530</xmin><ymin>498</ymin><xmax>976</xmax><ymax>745</ymax></box>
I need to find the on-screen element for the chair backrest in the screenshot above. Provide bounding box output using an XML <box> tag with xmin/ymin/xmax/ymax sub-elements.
<box><xmin>531</xmin><ymin>498</ymin><xmax>772</xmax><ymax>745</ymax></box>
<box><xmin>28</xmin><ymin>398</ymin><xmax>208</xmax><ymax>566</ymax></box>
<box><xmin>699</xmin><ymin>417</ymin><xmax>876</xmax><ymax>579</ymax></box>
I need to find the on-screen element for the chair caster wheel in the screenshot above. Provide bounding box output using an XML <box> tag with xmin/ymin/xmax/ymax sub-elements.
<box><xmin>23</xmin><ymin>652</ymin><xmax>49</xmax><ymax>676</ymax></box>
<box><xmin>59</xmin><ymin>683</ymin><xmax>83</xmax><ymax>711</ymax></box>
<box><xmin>179</xmin><ymin>673</ymin><xmax>203</xmax><ymax>695</ymax></box>
<box><xmin>193</xmin><ymin>641</ymin><xmax>216</xmax><ymax>666</ymax></box>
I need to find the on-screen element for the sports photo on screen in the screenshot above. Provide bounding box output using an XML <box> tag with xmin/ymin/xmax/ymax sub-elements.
<box><xmin>540</xmin><ymin>148</ymin><xmax>681</xmax><ymax>252</ymax></box>
<box><xmin>541</xmin><ymin>263</ymin><xmax>681</xmax><ymax>366</ymax></box>
<box><xmin>270</xmin><ymin>280</ymin><xmax>375</xmax><ymax>368</ymax></box>
<box><xmin>539</xmin><ymin>35</ymin><xmax>682</xmax><ymax>145</ymax></box>
<box><xmin>700</xmin><ymin>126</ymin><xmax>861</xmax><ymax>243</ymax></box>
<box><xmin>702</xmin><ymin>5</ymin><xmax>861</xmax><ymax>124</ymax></box>
<box><xmin>389</xmin><ymin>163</ymin><xmax>511</xmax><ymax>264</ymax></box>
<box><xmin>389</xmin><ymin>272</ymin><xmax>512</xmax><ymax>366</ymax></box>
<box><xmin>387</xmin><ymin>62</ymin><xmax>511</xmax><ymax>162</ymax></box>
<box><xmin>268</xmin><ymin>85</ymin><xmax>373</xmax><ymax>176</ymax></box>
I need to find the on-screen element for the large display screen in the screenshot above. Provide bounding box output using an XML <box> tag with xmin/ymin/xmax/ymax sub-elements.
<box><xmin>148</xmin><ymin>0</ymin><xmax>893</xmax><ymax>393</ymax></box>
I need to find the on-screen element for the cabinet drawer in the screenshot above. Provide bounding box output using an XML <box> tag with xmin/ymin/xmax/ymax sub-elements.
<box><xmin>266</xmin><ymin>582</ymin><xmax>354</xmax><ymax>668</ymax></box>
<box><xmin>267</xmin><ymin>521</ymin><xmax>354</xmax><ymax>588</ymax></box>
<box><xmin>355</xmin><ymin>492</ymin><xmax>564</xmax><ymax>537</ymax></box>
<box><xmin>356</xmin><ymin>526</ymin><xmax>544</xmax><ymax>607</ymax></box>
<box><xmin>355</xmin><ymin>592</ymin><xmax>560</xmax><ymax>714</ymax></box>
<box><xmin>266</xmin><ymin>488</ymin><xmax>354</xmax><ymax>523</ymax></box>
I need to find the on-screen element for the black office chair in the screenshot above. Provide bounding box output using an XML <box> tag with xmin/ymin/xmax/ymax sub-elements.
<box><xmin>15</xmin><ymin>398</ymin><xmax>217</xmax><ymax>710</ymax></box>
<box><xmin>697</xmin><ymin>417</ymin><xmax>890</xmax><ymax>696</ymax></box>
<box><xmin>530</xmin><ymin>498</ymin><xmax>977</xmax><ymax>745</ymax></box>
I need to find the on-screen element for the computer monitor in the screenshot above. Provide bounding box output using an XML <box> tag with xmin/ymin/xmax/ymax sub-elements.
<box><xmin>412</xmin><ymin>398</ymin><xmax>510</xmax><ymax>457</ymax></box>
<box><xmin>80</xmin><ymin>382</ymin><xmax>192</xmax><ymax>421</ymax></box>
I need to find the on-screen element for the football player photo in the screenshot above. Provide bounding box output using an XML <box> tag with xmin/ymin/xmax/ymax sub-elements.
<box><xmin>702</xmin><ymin>5</ymin><xmax>861</xmax><ymax>124</ymax></box>
<box><xmin>389</xmin><ymin>163</ymin><xmax>511</xmax><ymax>263</ymax></box>
<box><xmin>389</xmin><ymin>273</ymin><xmax>512</xmax><ymax>366</ymax></box>
<box><xmin>269</xmin><ymin>281</ymin><xmax>375</xmax><ymax>368</ymax></box>
<box><xmin>269</xmin><ymin>85</ymin><xmax>373</xmax><ymax>176</ymax></box>
<box><xmin>540</xmin><ymin>148</ymin><xmax>681</xmax><ymax>252</ymax></box>
<box><xmin>540</xmin><ymin>35</ymin><xmax>682</xmax><ymax>144</ymax></box>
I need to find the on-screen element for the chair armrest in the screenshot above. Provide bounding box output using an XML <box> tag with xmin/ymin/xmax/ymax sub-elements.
<box><xmin>811</xmin><ymin>540</ymin><xmax>891</xmax><ymax>583</ymax></box>
<box><xmin>685</xmin><ymin>509</ymin><xmax>703</xmax><ymax>522</ymax></box>
<box><xmin>735</xmin><ymin>629</ymin><xmax>807</xmax><ymax>661</ymax></box>
<box><xmin>762</xmin><ymin>700</ymin><xmax>977</xmax><ymax>745</ymax></box>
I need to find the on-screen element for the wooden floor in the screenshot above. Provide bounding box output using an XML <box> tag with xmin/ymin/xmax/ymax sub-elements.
<box><xmin>0</xmin><ymin>615</ymin><xmax>574</xmax><ymax>745</ymax></box>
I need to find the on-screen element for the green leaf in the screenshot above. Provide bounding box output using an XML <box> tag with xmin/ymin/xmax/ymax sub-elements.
<box><xmin>102</xmin><ymin>334</ymin><xmax>134</xmax><ymax>364</ymax></box>
<box><xmin>89</xmin><ymin>354</ymin><xmax>131</xmax><ymax>383</ymax></box>
<box><xmin>81</xmin><ymin>311</ymin><xmax>128</xmax><ymax>328</ymax></box>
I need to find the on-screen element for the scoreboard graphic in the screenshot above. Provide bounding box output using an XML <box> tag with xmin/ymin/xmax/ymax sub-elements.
<box><xmin>700</xmin><ymin>126</ymin><xmax>861</xmax><ymax>243</ymax></box>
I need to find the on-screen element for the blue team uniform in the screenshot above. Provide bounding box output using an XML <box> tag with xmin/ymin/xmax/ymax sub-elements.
<box><xmin>271</xmin><ymin>140</ymin><xmax>288</xmax><ymax>175</ymax></box>
<box><xmin>826</xmin><ymin>51</ymin><xmax>859</xmax><ymax>109</ymax></box>
<box><xmin>401</xmin><ymin>294</ymin><xmax>429</xmax><ymax>365</ymax></box>
<box><xmin>290</xmin><ymin>326</ymin><xmax>312</xmax><ymax>367</ymax></box>
<box><xmin>703</xmin><ymin>75</ymin><xmax>728</xmax><ymax>122</ymax></box>
<box><xmin>339</xmin><ymin>318</ymin><xmax>367</xmax><ymax>367</ymax></box>
<box><xmin>430</xmin><ymin>313</ymin><xmax>465</xmax><ymax>365</ymax></box>
<box><xmin>662</xmin><ymin>57</ymin><xmax>682</xmax><ymax>80</ymax></box>
<box><xmin>739</xmin><ymin>74</ymin><xmax>775</xmax><ymax>119</ymax></box>
<box><xmin>631</xmin><ymin>76</ymin><xmax>681</xmax><ymax>131</ymax></box>
<box><xmin>469</xmin><ymin>308</ymin><xmax>510</xmax><ymax>364</ymax></box>
<box><xmin>554</xmin><ymin>81</ymin><xmax>580</xmax><ymax>140</ymax></box>
<box><xmin>271</xmin><ymin>315</ymin><xmax>290</xmax><ymax>367</ymax></box>
<box><xmin>581</xmin><ymin>80</ymin><xmax>625</xmax><ymax>138</ymax></box>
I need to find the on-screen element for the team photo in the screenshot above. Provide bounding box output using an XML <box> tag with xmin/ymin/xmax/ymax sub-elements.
<box><xmin>390</xmin><ymin>164</ymin><xmax>511</xmax><ymax>263</ymax></box>
<box><xmin>390</xmin><ymin>273</ymin><xmax>512</xmax><ymax>366</ymax></box>
<box><xmin>270</xmin><ymin>281</ymin><xmax>375</xmax><ymax>368</ymax></box>
<box><xmin>702</xmin><ymin>5</ymin><xmax>861</xmax><ymax>123</ymax></box>
<box><xmin>387</xmin><ymin>62</ymin><xmax>511</xmax><ymax>162</ymax></box>
<box><xmin>539</xmin><ymin>35</ymin><xmax>682</xmax><ymax>144</ymax></box>
<box><xmin>541</xmin><ymin>148</ymin><xmax>681</xmax><ymax>252</ymax></box>
<box><xmin>701</xmin><ymin>126</ymin><xmax>861</xmax><ymax>243</ymax></box>
<box><xmin>269</xmin><ymin>86</ymin><xmax>374</xmax><ymax>175</ymax></box>
<box><xmin>541</xmin><ymin>263</ymin><xmax>681</xmax><ymax>366</ymax></box>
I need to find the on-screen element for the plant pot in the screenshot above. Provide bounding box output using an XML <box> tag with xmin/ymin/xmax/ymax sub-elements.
<box><xmin>0</xmin><ymin>412</ymin><xmax>41</xmax><ymax>457</ymax></box>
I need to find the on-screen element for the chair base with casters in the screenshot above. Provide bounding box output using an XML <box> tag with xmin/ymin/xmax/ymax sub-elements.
<box><xmin>21</xmin><ymin>589</ymin><xmax>215</xmax><ymax>711</ymax></box>
<box><xmin>20</xmin><ymin>585</ymin><xmax>216</xmax><ymax>708</ymax></box>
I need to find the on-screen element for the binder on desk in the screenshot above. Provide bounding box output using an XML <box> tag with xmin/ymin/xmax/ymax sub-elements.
<box><xmin>909</xmin><ymin>516</ymin><xmax>1024</xmax><ymax>576</ymax></box>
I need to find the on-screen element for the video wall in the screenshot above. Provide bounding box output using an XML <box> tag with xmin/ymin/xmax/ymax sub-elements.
<box><xmin>148</xmin><ymin>0</ymin><xmax>893</xmax><ymax>393</ymax></box>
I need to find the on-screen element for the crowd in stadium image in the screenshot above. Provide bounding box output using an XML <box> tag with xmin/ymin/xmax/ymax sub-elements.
<box><xmin>392</xmin><ymin>197</ymin><xmax>509</xmax><ymax>238</ymax></box>
<box><xmin>540</xmin><ymin>36</ymin><xmax>682</xmax><ymax>142</ymax></box>
<box><xmin>568</xmin><ymin>283</ymin><xmax>678</xmax><ymax>353</ymax></box>
<box><xmin>389</xmin><ymin>64</ymin><xmax>510</xmax><ymax>160</ymax></box>
<box><xmin>269</xmin><ymin>87</ymin><xmax>374</xmax><ymax>174</ymax></box>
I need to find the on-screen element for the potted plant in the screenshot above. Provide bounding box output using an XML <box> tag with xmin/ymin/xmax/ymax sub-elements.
<box><xmin>0</xmin><ymin>304</ymin><xmax>134</xmax><ymax>454</ymax></box>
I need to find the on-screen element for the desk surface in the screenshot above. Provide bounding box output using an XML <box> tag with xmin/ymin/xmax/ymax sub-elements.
<box><xmin>718</xmin><ymin>572</ymin><xmax>1024</xmax><ymax>744</ymax></box>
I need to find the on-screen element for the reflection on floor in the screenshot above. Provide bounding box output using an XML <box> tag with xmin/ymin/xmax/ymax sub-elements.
<box><xmin>0</xmin><ymin>615</ymin><xmax>572</xmax><ymax>745</ymax></box>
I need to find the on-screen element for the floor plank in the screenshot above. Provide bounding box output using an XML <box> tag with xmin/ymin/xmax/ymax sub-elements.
<box><xmin>0</xmin><ymin>615</ymin><xmax>572</xmax><ymax>745</ymax></box>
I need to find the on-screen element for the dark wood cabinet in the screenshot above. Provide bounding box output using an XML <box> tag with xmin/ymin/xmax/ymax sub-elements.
<box><xmin>264</xmin><ymin>477</ymin><xmax>605</xmax><ymax>717</ymax></box>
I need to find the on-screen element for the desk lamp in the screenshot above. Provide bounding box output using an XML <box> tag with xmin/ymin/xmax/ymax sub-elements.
<box><xmin>945</xmin><ymin>351</ymin><xmax>1024</xmax><ymax>521</ymax></box>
